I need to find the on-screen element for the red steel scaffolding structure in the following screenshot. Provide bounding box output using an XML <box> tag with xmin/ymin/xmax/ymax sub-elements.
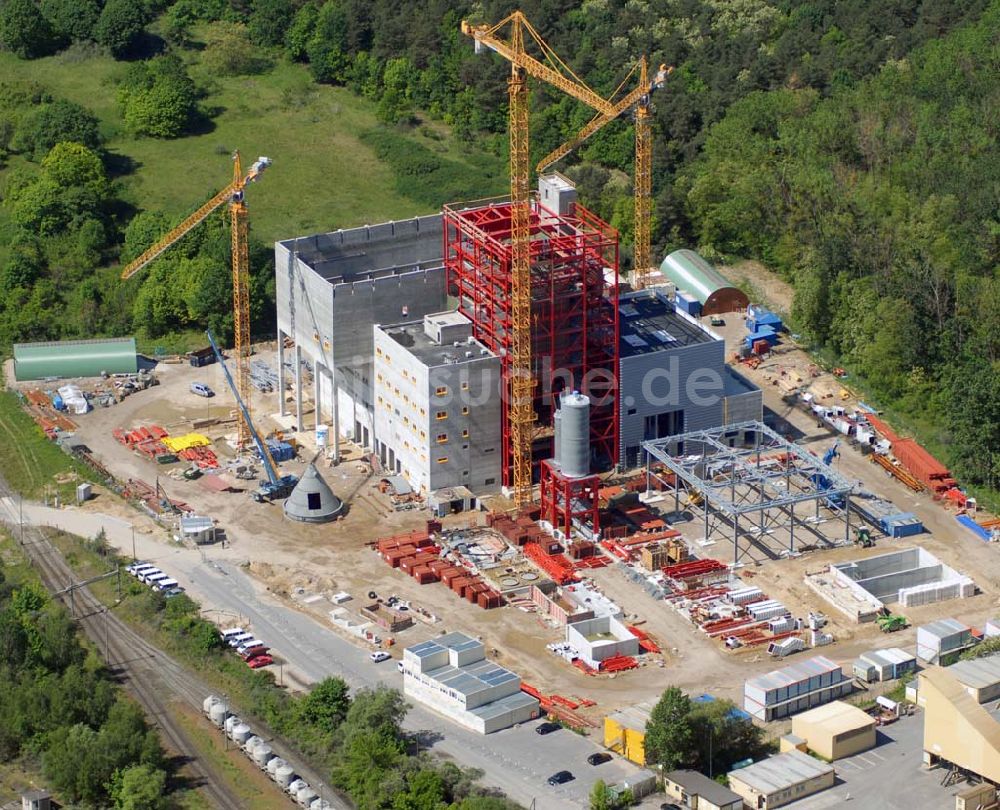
<box><xmin>444</xmin><ymin>196</ymin><xmax>619</xmax><ymax>488</ymax></box>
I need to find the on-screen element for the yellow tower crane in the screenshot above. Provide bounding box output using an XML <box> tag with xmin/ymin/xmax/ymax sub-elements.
<box><xmin>537</xmin><ymin>59</ymin><xmax>671</xmax><ymax>289</ymax></box>
<box><xmin>120</xmin><ymin>152</ymin><xmax>271</xmax><ymax>448</ymax></box>
<box><xmin>462</xmin><ymin>11</ymin><xmax>621</xmax><ymax>506</ymax></box>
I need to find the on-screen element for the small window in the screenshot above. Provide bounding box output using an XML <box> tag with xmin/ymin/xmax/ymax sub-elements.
<box><xmin>461</xmin><ymin>406</ymin><xmax>469</xmax><ymax>415</ymax></box>
<box><xmin>403</xmin><ymin>394</ymin><xmax>409</xmax><ymax>403</ymax></box>
<box><xmin>403</xmin><ymin>416</ymin><xmax>409</xmax><ymax>426</ymax></box>
<box><xmin>627</xmin><ymin>407</ymin><xmax>637</xmax><ymax>415</ymax></box>
<box><xmin>436</xmin><ymin>411</ymin><xmax>447</xmax><ymax>420</ymax></box>
<box><xmin>376</xmin><ymin>347</ymin><xmax>382</xmax><ymax>357</ymax></box>
<box><xmin>485</xmin><ymin>477</ymin><xmax>496</xmax><ymax>485</ymax></box>
<box><xmin>436</xmin><ymin>433</ymin><xmax>447</xmax><ymax>443</ymax></box>
<box><xmin>420</xmin><ymin>430</ymin><xmax>427</xmax><ymax>439</ymax></box>
<box><xmin>376</xmin><ymin>373</ymin><xmax>383</xmax><ymax>382</ymax></box>
<box><xmin>307</xmin><ymin>492</ymin><xmax>321</xmax><ymax>510</ymax></box>
<box><xmin>484</xmin><ymin>447</ymin><xmax>495</xmax><ymax>453</ymax></box>
<box><xmin>462</xmin><ymin>429</ymin><xmax>469</xmax><ymax>438</ymax></box>
<box><xmin>435</xmin><ymin>386</ymin><xmax>448</xmax><ymax>396</ymax></box>
<box><xmin>461</xmin><ymin>381</ymin><xmax>469</xmax><ymax>391</ymax></box>
<box><xmin>462</xmin><ymin>470</ymin><xmax>469</xmax><ymax>477</ymax></box>
<box><xmin>436</xmin><ymin>456</ymin><xmax>448</xmax><ymax>464</ymax></box>
<box><xmin>419</xmin><ymin>408</ymin><xmax>426</xmax><ymax>416</ymax></box>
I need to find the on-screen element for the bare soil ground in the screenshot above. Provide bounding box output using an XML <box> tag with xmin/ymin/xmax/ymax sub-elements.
<box><xmin>36</xmin><ymin>325</ymin><xmax>1000</xmax><ymax>719</ymax></box>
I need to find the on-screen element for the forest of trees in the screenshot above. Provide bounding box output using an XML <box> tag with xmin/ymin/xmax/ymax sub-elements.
<box><xmin>0</xmin><ymin>0</ymin><xmax>997</xmax><ymax>489</ymax></box>
<box><xmin>0</xmin><ymin>551</ymin><xmax>170</xmax><ymax>809</ymax></box>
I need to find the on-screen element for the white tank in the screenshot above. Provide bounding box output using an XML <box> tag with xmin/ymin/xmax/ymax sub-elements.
<box><xmin>287</xmin><ymin>779</ymin><xmax>307</xmax><ymax>796</ymax></box>
<box><xmin>243</xmin><ymin>735</ymin><xmax>263</xmax><ymax>756</ymax></box>
<box><xmin>296</xmin><ymin>786</ymin><xmax>318</xmax><ymax>807</ymax></box>
<box><xmin>310</xmin><ymin>800</ymin><xmax>331</xmax><ymax>810</ymax></box>
<box><xmin>253</xmin><ymin>743</ymin><xmax>274</xmax><ymax>768</ymax></box>
<box><xmin>316</xmin><ymin>424</ymin><xmax>329</xmax><ymax>448</ymax></box>
<box><xmin>203</xmin><ymin>695</ymin><xmax>220</xmax><ymax>715</ymax></box>
<box><xmin>275</xmin><ymin>765</ymin><xmax>295</xmax><ymax>788</ymax></box>
<box><xmin>224</xmin><ymin>715</ymin><xmax>241</xmax><ymax>736</ymax></box>
<box><xmin>209</xmin><ymin>702</ymin><xmax>229</xmax><ymax>728</ymax></box>
<box><xmin>230</xmin><ymin>723</ymin><xmax>252</xmax><ymax>744</ymax></box>
<box><xmin>267</xmin><ymin>757</ymin><xmax>287</xmax><ymax>778</ymax></box>
<box><xmin>558</xmin><ymin>391</ymin><xmax>590</xmax><ymax>478</ymax></box>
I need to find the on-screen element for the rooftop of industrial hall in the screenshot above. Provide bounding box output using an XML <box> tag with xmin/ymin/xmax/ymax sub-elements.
<box><xmin>378</xmin><ymin>311</ymin><xmax>496</xmax><ymax>367</ymax></box>
<box><xmin>618</xmin><ymin>289</ymin><xmax>715</xmax><ymax>356</ymax></box>
<box><xmin>278</xmin><ymin>215</ymin><xmax>443</xmax><ymax>282</ymax></box>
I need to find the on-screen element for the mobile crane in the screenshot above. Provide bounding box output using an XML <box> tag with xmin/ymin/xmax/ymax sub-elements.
<box><xmin>206</xmin><ymin>330</ymin><xmax>297</xmax><ymax>502</ymax></box>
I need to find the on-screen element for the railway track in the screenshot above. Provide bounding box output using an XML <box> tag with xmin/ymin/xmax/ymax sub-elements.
<box><xmin>0</xmin><ymin>484</ymin><xmax>243</xmax><ymax>810</ymax></box>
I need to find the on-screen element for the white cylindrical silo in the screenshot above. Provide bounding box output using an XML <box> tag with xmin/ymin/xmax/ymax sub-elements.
<box><xmin>558</xmin><ymin>391</ymin><xmax>590</xmax><ymax>478</ymax></box>
<box><xmin>275</xmin><ymin>765</ymin><xmax>295</xmax><ymax>789</ymax></box>
<box><xmin>203</xmin><ymin>695</ymin><xmax>220</xmax><ymax>716</ymax></box>
<box><xmin>253</xmin><ymin>743</ymin><xmax>274</xmax><ymax>768</ymax></box>
<box><xmin>287</xmin><ymin>779</ymin><xmax>307</xmax><ymax>796</ymax></box>
<box><xmin>230</xmin><ymin>723</ymin><xmax>252</xmax><ymax>745</ymax></box>
<box><xmin>267</xmin><ymin>757</ymin><xmax>287</xmax><ymax>779</ymax></box>
<box><xmin>310</xmin><ymin>800</ymin><xmax>331</xmax><ymax>810</ymax></box>
<box><xmin>224</xmin><ymin>715</ymin><xmax>241</xmax><ymax>736</ymax></box>
<box><xmin>296</xmin><ymin>786</ymin><xmax>318</xmax><ymax>807</ymax></box>
<box><xmin>209</xmin><ymin>701</ymin><xmax>229</xmax><ymax>728</ymax></box>
<box><xmin>243</xmin><ymin>735</ymin><xmax>263</xmax><ymax>757</ymax></box>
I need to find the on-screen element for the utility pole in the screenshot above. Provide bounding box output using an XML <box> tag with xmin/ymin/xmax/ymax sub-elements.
<box><xmin>104</xmin><ymin>607</ymin><xmax>110</xmax><ymax>661</ymax></box>
<box><xmin>131</xmin><ymin>524</ymin><xmax>136</xmax><ymax>562</ymax></box>
<box><xmin>18</xmin><ymin>495</ymin><xmax>23</xmax><ymax>545</ymax></box>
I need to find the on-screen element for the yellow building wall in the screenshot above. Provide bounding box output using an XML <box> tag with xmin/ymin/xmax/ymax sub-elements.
<box><xmin>603</xmin><ymin>717</ymin><xmax>646</xmax><ymax>766</ymax></box>
<box><xmin>921</xmin><ymin>668</ymin><xmax>1000</xmax><ymax>784</ymax></box>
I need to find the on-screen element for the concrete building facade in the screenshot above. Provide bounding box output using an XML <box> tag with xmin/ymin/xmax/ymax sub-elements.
<box><xmin>373</xmin><ymin>312</ymin><xmax>501</xmax><ymax>495</ymax></box>
<box><xmin>402</xmin><ymin>632</ymin><xmax>539</xmax><ymax>734</ymax></box>
<box><xmin>274</xmin><ymin>216</ymin><xmax>447</xmax><ymax>453</ymax></box>
<box><xmin>565</xmin><ymin>615</ymin><xmax>639</xmax><ymax>668</ymax></box>
<box><xmin>790</xmin><ymin>700</ymin><xmax>876</xmax><ymax>760</ymax></box>
<box><xmin>727</xmin><ymin>749</ymin><xmax>836</xmax><ymax>810</ymax></box>
<box><xmin>617</xmin><ymin>289</ymin><xmax>761</xmax><ymax>469</ymax></box>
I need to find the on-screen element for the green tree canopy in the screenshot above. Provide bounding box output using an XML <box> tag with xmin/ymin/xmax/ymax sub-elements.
<box><xmin>40</xmin><ymin>0</ymin><xmax>100</xmax><ymax>43</ymax></box>
<box><xmin>0</xmin><ymin>0</ymin><xmax>59</xmax><ymax>58</ymax></box>
<box><xmin>94</xmin><ymin>0</ymin><xmax>147</xmax><ymax>57</ymax></box>
<box><xmin>643</xmin><ymin>686</ymin><xmax>695</xmax><ymax>771</ymax></box>
<box><xmin>118</xmin><ymin>55</ymin><xmax>198</xmax><ymax>138</ymax></box>
<box><xmin>12</xmin><ymin>99</ymin><xmax>102</xmax><ymax>160</ymax></box>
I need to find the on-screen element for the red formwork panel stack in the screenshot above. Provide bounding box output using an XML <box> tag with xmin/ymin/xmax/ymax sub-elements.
<box><xmin>891</xmin><ymin>438</ymin><xmax>957</xmax><ymax>493</ymax></box>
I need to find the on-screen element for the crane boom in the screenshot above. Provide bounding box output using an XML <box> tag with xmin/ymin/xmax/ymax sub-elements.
<box><xmin>119</xmin><ymin>158</ymin><xmax>269</xmax><ymax>280</ymax></box>
<box><xmin>462</xmin><ymin>14</ymin><xmax>616</xmax><ymax>118</ymax></box>
<box><xmin>206</xmin><ymin>330</ymin><xmax>296</xmax><ymax>500</ymax></box>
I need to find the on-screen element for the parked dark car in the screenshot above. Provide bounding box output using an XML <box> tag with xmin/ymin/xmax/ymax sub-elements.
<box><xmin>547</xmin><ymin>770</ymin><xmax>574</xmax><ymax>786</ymax></box>
<box><xmin>535</xmin><ymin>722</ymin><xmax>561</xmax><ymax>735</ymax></box>
<box><xmin>587</xmin><ymin>752</ymin><xmax>612</xmax><ymax>766</ymax></box>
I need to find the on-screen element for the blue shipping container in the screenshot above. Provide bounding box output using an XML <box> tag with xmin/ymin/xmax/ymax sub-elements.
<box><xmin>675</xmin><ymin>292</ymin><xmax>702</xmax><ymax>317</ymax></box>
<box><xmin>880</xmin><ymin>512</ymin><xmax>923</xmax><ymax>538</ymax></box>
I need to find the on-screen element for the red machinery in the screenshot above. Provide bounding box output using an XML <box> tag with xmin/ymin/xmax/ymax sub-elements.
<box><xmin>539</xmin><ymin>459</ymin><xmax>601</xmax><ymax>539</ymax></box>
<box><xmin>444</xmin><ymin>197</ymin><xmax>619</xmax><ymax>488</ymax></box>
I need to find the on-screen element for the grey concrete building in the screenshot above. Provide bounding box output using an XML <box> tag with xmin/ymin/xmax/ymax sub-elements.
<box><xmin>274</xmin><ymin>216</ymin><xmax>447</xmax><ymax>455</ymax></box>
<box><xmin>373</xmin><ymin>312</ymin><xmax>501</xmax><ymax>495</ymax></box>
<box><xmin>617</xmin><ymin>289</ymin><xmax>761</xmax><ymax>468</ymax></box>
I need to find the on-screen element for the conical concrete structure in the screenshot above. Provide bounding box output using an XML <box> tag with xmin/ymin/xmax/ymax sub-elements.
<box><xmin>283</xmin><ymin>463</ymin><xmax>344</xmax><ymax>523</ymax></box>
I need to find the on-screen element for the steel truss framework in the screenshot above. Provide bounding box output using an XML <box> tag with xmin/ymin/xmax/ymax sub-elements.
<box><xmin>641</xmin><ymin>421</ymin><xmax>855</xmax><ymax>566</ymax></box>
<box><xmin>444</xmin><ymin>197</ymin><xmax>619</xmax><ymax>488</ymax></box>
<box><xmin>539</xmin><ymin>460</ymin><xmax>601</xmax><ymax>539</ymax></box>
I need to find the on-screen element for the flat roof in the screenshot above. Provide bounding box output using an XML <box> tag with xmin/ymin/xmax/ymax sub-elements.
<box><xmin>378</xmin><ymin>315</ymin><xmax>495</xmax><ymax>368</ymax></box>
<box><xmin>746</xmin><ymin>656</ymin><xmax>845</xmax><ymax>692</ymax></box>
<box><xmin>946</xmin><ymin>655</ymin><xmax>1000</xmax><ymax>690</ymax></box>
<box><xmin>468</xmin><ymin>690</ymin><xmax>539</xmax><ymax>720</ymax></box>
<box><xmin>618</xmin><ymin>289</ymin><xmax>714</xmax><ymax>357</ymax></box>
<box><xmin>607</xmin><ymin>702</ymin><xmax>654</xmax><ymax>732</ymax></box>
<box><xmin>792</xmin><ymin>700</ymin><xmax>875</xmax><ymax>733</ymax></box>
<box><xmin>859</xmin><ymin>647</ymin><xmax>916</xmax><ymax>668</ymax></box>
<box><xmin>278</xmin><ymin>215</ymin><xmax>443</xmax><ymax>283</ymax></box>
<box><xmin>919</xmin><ymin>618</ymin><xmax>970</xmax><ymax>639</ymax></box>
<box><xmin>665</xmin><ymin>770</ymin><xmax>742</xmax><ymax>805</ymax></box>
<box><xmin>729</xmin><ymin>749</ymin><xmax>834</xmax><ymax>795</ymax></box>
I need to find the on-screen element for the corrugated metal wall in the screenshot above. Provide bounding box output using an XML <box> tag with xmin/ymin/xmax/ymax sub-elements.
<box><xmin>14</xmin><ymin>337</ymin><xmax>138</xmax><ymax>380</ymax></box>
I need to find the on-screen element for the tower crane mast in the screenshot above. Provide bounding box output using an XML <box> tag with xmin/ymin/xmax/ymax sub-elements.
<box><xmin>120</xmin><ymin>152</ymin><xmax>270</xmax><ymax>448</ymax></box>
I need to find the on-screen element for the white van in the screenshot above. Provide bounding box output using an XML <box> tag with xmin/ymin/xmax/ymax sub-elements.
<box><xmin>228</xmin><ymin>633</ymin><xmax>253</xmax><ymax>648</ymax></box>
<box><xmin>155</xmin><ymin>578</ymin><xmax>179</xmax><ymax>591</ymax></box>
<box><xmin>145</xmin><ymin>573</ymin><xmax>169</xmax><ymax>587</ymax></box>
<box><xmin>220</xmin><ymin>627</ymin><xmax>246</xmax><ymax>643</ymax></box>
<box><xmin>236</xmin><ymin>639</ymin><xmax>265</xmax><ymax>655</ymax></box>
<box><xmin>138</xmin><ymin>568</ymin><xmax>163</xmax><ymax>583</ymax></box>
<box><xmin>131</xmin><ymin>564</ymin><xmax>157</xmax><ymax>578</ymax></box>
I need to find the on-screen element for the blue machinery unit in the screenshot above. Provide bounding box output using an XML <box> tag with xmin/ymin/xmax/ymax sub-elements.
<box><xmin>206</xmin><ymin>331</ymin><xmax>297</xmax><ymax>501</ymax></box>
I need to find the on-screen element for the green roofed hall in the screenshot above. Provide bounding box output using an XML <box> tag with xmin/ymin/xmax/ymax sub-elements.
<box><xmin>14</xmin><ymin>337</ymin><xmax>138</xmax><ymax>381</ymax></box>
<box><xmin>658</xmin><ymin>249</ymin><xmax>749</xmax><ymax>316</ymax></box>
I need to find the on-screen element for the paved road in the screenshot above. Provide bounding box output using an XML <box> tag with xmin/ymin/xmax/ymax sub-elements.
<box><xmin>8</xmin><ymin>501</ymin><xmax>647</xmax><ymax>809</ymax></box>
